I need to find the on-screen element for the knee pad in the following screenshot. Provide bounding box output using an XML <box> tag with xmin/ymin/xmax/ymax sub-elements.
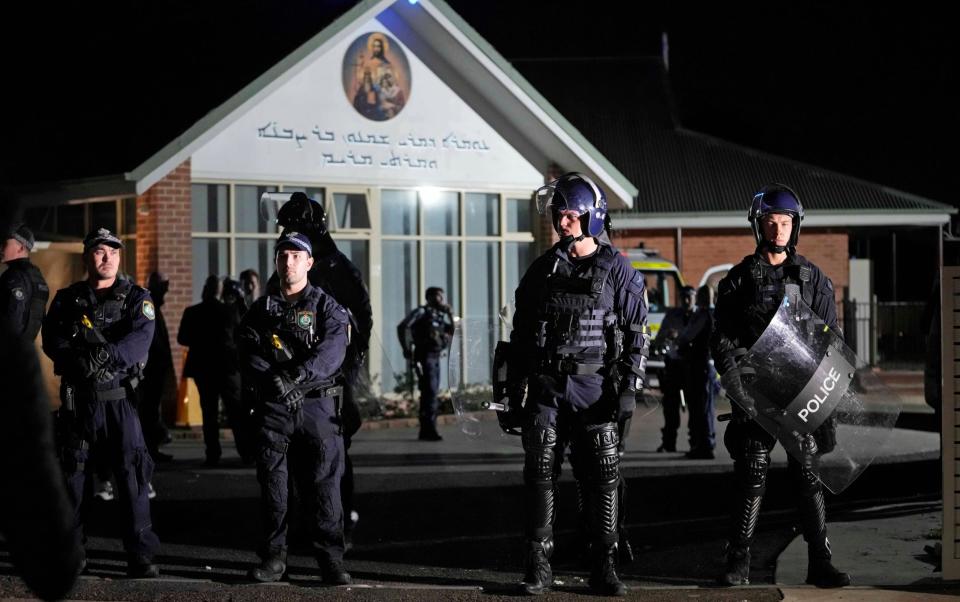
<box><xmin>523</xmin><ymin>426</ymin><xmax>558</xmax><ymax>484</ymax></box>
<box><xmin>736</xmin><ymin>438</ymin><xmax>770</xmax><ymax>496</ymax></box>
<box><xmin>576</xmin><ymin>423</ymin><xmax>620</xmax><ymax>489</ymax></box>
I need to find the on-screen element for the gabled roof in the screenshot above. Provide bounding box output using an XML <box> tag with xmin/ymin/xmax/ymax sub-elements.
<box><xmin>15</xmin><ymin>0</ymin><xmax>638</xmax><ymax>209</ymax></box>
<box><xmin>517</xmin><ymin>57</ymin><xmax>954</xmax><ymax>227</ymax></box>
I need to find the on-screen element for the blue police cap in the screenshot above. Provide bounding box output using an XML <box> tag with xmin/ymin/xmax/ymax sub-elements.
<box><xmin>83</xmin><ymin>227</ymin><xmax>124</xmax><ymax>251</ymax></box>
<box><xmin>275</xmin><ymin>230</ymin><xmax>313</xmax><ymax>256</ymax></box>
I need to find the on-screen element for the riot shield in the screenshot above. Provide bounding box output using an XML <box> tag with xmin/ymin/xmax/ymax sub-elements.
<box><xmin>349</xmin><ymin>330</ymin><xmax>396</xmax><ymax>419</ymax></box>
<box><xmin>260</xmin><ymin>192</ymin><xmax>289</xmax><ymax>226</ymax></box>
<box><xmin>735</xmin><ymin>293</ymin><xmax>901</xmax><ymax>494</ymax></box>
<box><xmin>447</xmin><ymin>315</ymin><xmax>521</xmax><ymax>445</ymax></box>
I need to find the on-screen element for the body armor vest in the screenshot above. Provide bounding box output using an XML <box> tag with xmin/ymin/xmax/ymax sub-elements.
<box><xmin>744</xmin><ymin>255</ymin><xmax>813</xmax><ymax>343</ymax></box>
<box><xmin>534</xmin><ymin>246</ymin><xmax>618</xmax><ymax>374</ymax></box>
<box><xmin>413</xmin><ymin>305</ymin><xmax>452</xmax><ymax>353</ymax></box>
<box><xmin>67</xmin><ymin>279</ymin><xmax>144</xmax><ymax>389</ymax></box>
<box><xmin>262</xmin><ymin>289</ymin><xmax>325</xmax><ymax>366</ymax></box>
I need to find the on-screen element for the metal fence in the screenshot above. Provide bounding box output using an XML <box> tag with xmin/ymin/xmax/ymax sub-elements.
<box><xmin>840</xmin><ymin>300</ymin><xmax>927</xmax><ymax>368</ymax></box>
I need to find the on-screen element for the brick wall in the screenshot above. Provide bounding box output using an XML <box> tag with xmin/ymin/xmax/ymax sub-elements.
<box><xmin>136</xmin><ymin>159</ymin><xmax>192</xmax><ymax>385</ymax></box>
<box><xmin>614</xmin><ymin>227</ymin><xmax>849</xmax><ymax>303</ymax></box>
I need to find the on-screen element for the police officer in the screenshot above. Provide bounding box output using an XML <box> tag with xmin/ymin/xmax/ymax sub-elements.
<box><xmin>674</xmin><ymin>285</ymin><xmax>716</xmax><ymax>459</ymax></box>
<box><xmin>240</xmin><ymin>231</ymin><xmax>352</xmax><ymax>585</ymax></box>
<box><xmin>40</xmin><ymin>227</ymin><xmax>160</xmax><ymax>578</ymax></box>
<box><xmin>1</xmin><ymin>224</ymin><xmax>49</xmax><ymax>339</ymax></box>
<box><xmin>712</xmin><ymin>184</ymin><xmax>850</xmax><ymax>587</ymax></box>
<box><xmin>653</xmin><ymin>285</ymin><xmax>696</xmax><ymax>452</ymax></box>
<box><xmin>268</xmin><ymin>192</ymin><xmax>372</xmax><ymax>541</ymax></box>
<box><xmin>397</xmin><ymin>287</ymin><xmax>455</xmax><ymax>441</ymax></box>
<box><xmin>499</xmin><ymin>173</ymin><xmax>649</xmax><ymax>596</ymax></box>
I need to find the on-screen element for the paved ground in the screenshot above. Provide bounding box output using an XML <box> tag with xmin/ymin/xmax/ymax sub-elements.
<box><xmin>1</xmin><ymin>372</ymin><xmax>955</xmax><ymax>601</ymax></box>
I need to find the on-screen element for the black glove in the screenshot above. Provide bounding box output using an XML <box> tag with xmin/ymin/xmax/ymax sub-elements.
<box><xmin>77</xmin><ymin>347</ymin><xmax>110</xmax><ymax>380</ymax></box>
<box><xmin>497</xmin><ymin>386</ymin><xmax>525</xmax><ymax>434</ymax></box>
<box><xmin>721</xmin><ymin>368</ymin><xmax>757</xmax><ymax>419</ymax></box>
<box><xmin>272</xmin><ymin>370</ymin><xmax>305</xmax><ymax>414</ymax></box>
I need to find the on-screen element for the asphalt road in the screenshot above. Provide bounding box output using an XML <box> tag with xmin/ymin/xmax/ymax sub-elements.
<box><xmin>0</xmin><ymin>408</ymin><xmax>943</xmax><ymax>600</ymax></box>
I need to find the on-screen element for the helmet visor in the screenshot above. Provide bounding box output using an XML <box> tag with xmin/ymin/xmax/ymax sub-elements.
<box><xmin>535</xmin><ymin>175</ymin><xmax>602</xmax><ymax>216</ymax></box>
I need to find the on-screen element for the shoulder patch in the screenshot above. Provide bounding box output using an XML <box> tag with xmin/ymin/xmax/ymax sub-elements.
<box><xmin>12</xmin><ymin>287</ymin><xmax>24</xmax><ymax>301</ymax></box>
<box><xmin>142</xmin><ymin>300</ymin><xmax>156</xmax><ymax>320</ymax></box>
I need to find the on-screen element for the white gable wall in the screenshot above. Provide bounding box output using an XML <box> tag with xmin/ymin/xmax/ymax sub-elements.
<box><xmin>191</xmin><ymin>17</ymin><xmax>542</xmax><ymax>191</ymax></box>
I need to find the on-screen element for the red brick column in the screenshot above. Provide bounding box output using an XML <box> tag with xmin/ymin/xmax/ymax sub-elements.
<box><xmin>136</xmin><ymin>159</ymin><xmax>192</xmax><ymax>384</ymax></box>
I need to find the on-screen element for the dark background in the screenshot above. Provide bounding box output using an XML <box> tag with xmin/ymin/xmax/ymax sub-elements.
<box><xmin>2</xmin><ymin>1</ymin><xmax>954</xmax><ymax>204</ymax></box>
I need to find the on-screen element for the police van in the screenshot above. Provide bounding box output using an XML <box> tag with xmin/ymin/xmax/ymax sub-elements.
<box><xmin>624</xmin><ymin>248</ymin><xmax>684</xmax><ymax>389</ymax></box>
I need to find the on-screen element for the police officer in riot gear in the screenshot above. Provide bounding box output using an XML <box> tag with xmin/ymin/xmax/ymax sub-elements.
<box><xmin>1</xmin><ymin>224</ymin><xmax>49</xmax><ymax>339</ymax></box>
<box><xmin>712</xmin><ymin>184</ymin><xmax>850</xmax><ymax>588</ymax></box>
<box><xmin>240</xmin><ymin>231</ymin><xmax>352</xmax><ymax>585</ymax></box>
<box><xmin>398</xmin><ymin>287</ymin><xmax>455</xmax><ymax>441</ymax></box>
<box><xmin>41</xmin><ymin>227</ymin><xmax>161</xmax><ymax>578</ymax></box>
<box><xmin>268</xmin><ymin>192</ymin><xmax>372</xmax><ymax>542</ymax></box>
<box><xmin>499</xmin><ymin>173</ymin><xmax>649</xmax><ymax>596</ymax></box>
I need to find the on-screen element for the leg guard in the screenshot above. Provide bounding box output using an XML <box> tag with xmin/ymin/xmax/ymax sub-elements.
<box><xmin>794</xmin><ymin>462</ymin><xmax>851</xmax><ymax>588</ymax></box>
<box><xmin>575</xmin><ymin>423</ymin><xmax>625</xmax><ymax>595</ymax></box>
<box><xmin>719</xmin><ymin>437</ymin><xmax>769</xmax><ymax>586</ymax></box>
<box><xmin>522</xmin><ymin>425</ymin><xmax>559</xmax><ymax>542</ymax></box>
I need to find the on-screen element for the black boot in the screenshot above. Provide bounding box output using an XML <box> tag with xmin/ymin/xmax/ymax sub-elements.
<box><xmin>800</xmin><ymin>488</ymin><xmax>850</xmax><ymax>587</ymax></box>
<box><xmin>248</xmin><ymin>554</ymin><xmax>287</xmax><ymax>582</ymax></box>
<box><xmin>806</xmin><ymin>531</ymin><xmax>850</xmax><ymax>587</ymax></box>
<box><xmin>127</xmin><ymin>556</ymin><xmax>160</xmax><ymax>579</ymax></box>
<box><xmin>319</xmin><ymin>558</ymin><xmax>352</xmax><ymax>585</ymax></box>
<box><xmin>520</xmin><ymin>539</ymin><xmax>552</xmax><ymax>595</ymax></box>
<box><xmin>718</xmin><ymin>544</ymin><xmax>750</xmax><ymax>585</ymax></box>
<box><xmin>588</xmin><ymin>543</ymin><xmax>626</xmax><ymax>597</ymax></box>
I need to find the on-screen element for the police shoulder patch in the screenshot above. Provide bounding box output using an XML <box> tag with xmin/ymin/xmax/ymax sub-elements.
<box><xmin>12</xmin><ymin>287</ymin><xmax>24</xmax><ymax>301</ymax></box>
<box><xmin>142</xmin><ymin>300</ymin><xmax>156</xmax><ymax>320</ymax></box>
<box><xmin>297</xmin><ymin>310</ymin><xmax>314</xmax><ymax>330</ymax></box>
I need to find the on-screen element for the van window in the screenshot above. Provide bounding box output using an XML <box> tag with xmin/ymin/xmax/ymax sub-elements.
<box><xmin>644</xmin><ymin>271</ymin><xmax>684</xmax><ymax>313</ymax></box>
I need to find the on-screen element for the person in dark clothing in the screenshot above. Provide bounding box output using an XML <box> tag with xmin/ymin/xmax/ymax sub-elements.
<box><xmin>674</xmin><ymin>285</ymin><xmax>716</xmax><ymax>459</ymax></box>
<box><xmin>240</xmin><ymin>269</ymin><xmax>260</xmax><ymax>308</ymax></box>
<box><xmin>397</xmin><ymin>287</ymin><xmax>455</xmax><ymax>441</ymax></box>
<box><xmin>1</xmin><ymin>223</ymin><xmax>49</xmax><ymax>340</ymax></box>
<box><xmin>653</xmin><ymin>286</ymin><xmax>696</xmax><ymax>452</ymax></box>
<box><xmin>41</xmin><ymin>227</ymin><xmax>161</xmax><ymax>579</ymax></box>
<box><xmin>240</xmin><ymin>231</ymin><xmax>352</xmax><ymax>585</ymax></box>
<box><xmin>178</xmin><ymin>276</ymin><xmax>234</xmax><ymax>466</ymax></box>
<box><xmin>0</xmin><ymin>201</ymin><xmax>83</xmax><ymax>601</ymax></box>
<box><xmin>712</xmin><ymin>183</ymin><xmax>849</xmax><ymax>588</ymax></box>
<box><xmin>266</xmin><ymin>191</ymin><xmax>373</xmax><ymax>546</ymax></box>
<box><xmin>498</xmin><ymin>173</ymin><xmax>649</xmax><ymax>596</ymax></box>
<box><xmin>139</xmin><ymin>272</ymin><xmax>174</xmax><ymax>463</ymax></box>
<box><xmin>221</xmin><ymin>276</ymin><xmax>254</xmax><ymax>462</ymax></box>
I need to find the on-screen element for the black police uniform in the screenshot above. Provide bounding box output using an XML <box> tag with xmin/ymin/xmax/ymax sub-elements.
<box><xmin>397</xmin><ymin>302</ymin><xmax>454</xmax><ymax>439</ymax></box>
<box><xmin>508</xmin><ymin>238</ymin><xmax>648</xmax><ymax>594</ymax></box>
<box><xmin>0</xmin><ymin>257</ymin><xmax>49</xmax><ymax>339</ymax></box>
<box><xmin>712</xmin><ymin>251</ymin><xmax>846</xmax><ymax>586</ymax></box>
<box><xmin>238</xmin><ymin>281</ymin><xmax>351</xmax><ymax>581</ymax></box>
<box><xmin>267</xmin><ymin>241</ymin><xmax>372</xmax><ymax>534</ymax></box>
<box><xmin>653</xmin><ymin>304</ymin><xmax>693</xmax><ymax>452</ymax></box>
<box><xmin>41</xmin><ymin>277</ymin><xmax>161</xmax><ymax>572</ymax></box>
<box><xmin>673</xmin><ymin>304</ymin><xmax>716</xmax><ymax>457</ymax></box>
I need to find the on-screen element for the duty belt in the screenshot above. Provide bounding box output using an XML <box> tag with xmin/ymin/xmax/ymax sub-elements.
<box><xmin>540</xmin><ymin>357</ymin><xmax>605</xmax><ymax>376</ymax></box>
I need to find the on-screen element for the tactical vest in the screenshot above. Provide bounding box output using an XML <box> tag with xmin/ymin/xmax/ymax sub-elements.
<box><xmin>262</xmin><ymin>289</ymin><xmax>325</xmax><ymax>364</ymax></box>
<box><xmin>534</xmin><ymin>246</ymin><xmax>619</xmax><ymax>375</ymax></box>
<box><xmin>67</xmin><ymin>279</ymin><xmax>145</xmax><ymax>389</ymax></box>
<box><xmin>744</xmin><ymin>255</ymin><xmax>814</xmax><ymax>341</ymax></box>
<box><xmin>412</xmin><ymin>305</ymin><xmax>451</xmax><ymax>353</ymax></box>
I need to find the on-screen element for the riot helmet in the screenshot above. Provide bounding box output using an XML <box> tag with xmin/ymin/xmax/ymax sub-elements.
<box><xmin>276</xmin><ymin>192</ymin><xmax>327</xmax><ymax>236</ymax></box>
<box><xmin>748</xmin><ymin>183</ymin><xmax>804</xmax><ymax>253</ymax></box>
<box><xmin>535</xmin><ymin>172</ymin><xmax>608</xmax><ymax>239</ymax></box>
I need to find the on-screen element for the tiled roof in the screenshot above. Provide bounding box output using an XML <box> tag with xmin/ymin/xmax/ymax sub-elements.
<box><xmin>515</xmin><ymin>57</ymin><xmax>952</xmax><ymax>215</ymax></box>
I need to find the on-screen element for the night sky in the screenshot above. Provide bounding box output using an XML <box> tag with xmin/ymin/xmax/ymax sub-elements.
<box><xmin>2</xmin><ymin>1</ymin><xmax>955</xmax><ymax>209</ymax></box>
